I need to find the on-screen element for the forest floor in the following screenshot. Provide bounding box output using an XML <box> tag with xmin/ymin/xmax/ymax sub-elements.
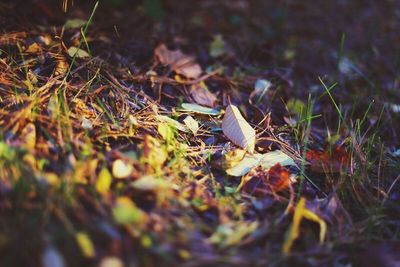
<box><xmin>0</xmin><ymin>1</ymin><xmax>400</xmax><ymax>266</ymax></box>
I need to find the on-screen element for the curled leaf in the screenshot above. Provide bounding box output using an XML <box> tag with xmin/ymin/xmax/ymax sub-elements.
<box><xmin>222</xmin><ymin>105</ymin><xmax>256</xmax><ymax>153</ymax></box>
<box><xmin>283</xmin><ymin>197</ymin><xmax>327</xmax><ymax>254</ymax></box>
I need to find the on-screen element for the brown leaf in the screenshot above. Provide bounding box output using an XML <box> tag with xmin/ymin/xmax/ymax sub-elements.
<box><xmin>190</xmin><ymin>82</ymin><xmax>217</xmax><ymax>107</ymax></box>
<box><xmin>154</xmin><ymin>44</ymin><xmax>202</xmax><ymax>79</ymax></box>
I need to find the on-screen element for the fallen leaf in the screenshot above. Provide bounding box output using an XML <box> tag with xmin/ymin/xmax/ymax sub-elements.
<box><xmin>99</xmin><ymin>257</ymin><xmax>124</xmax><ymax>267</ymax></box>
<box><xmin>190</xmin><ymin>82</ymin><xmax>217</xmax><ymax>107</ymax></box>
<box><xmin>25</xmin><ymin>42</ymin><xmax>42</xmax><ymax>54</ymax></box>
<box><xmin>75</xmin><ymin>232</ymin><xmax>95</xmax><ymax>258</ymax></box>
<box><xmin>226</xmin><ymin>153</ymin><xmax>264</xmax><ymax>176</ymax></box>
<box><xmin>142</xmin><ymin>135</ymin><xmax>168</xmax><ymax>169</ymax></box>
<box><xmin>266</xmin><ymin>164</ymin><xmax>291</xmax><ymax>192</ymax></box>
<box><xmin>64</xmin><ymin>18</ymin><xmax>87</xmax><ymax>29</ymax></box>
<box><xmin>239</xmin><ymin>164</ymin><xmax>292</xmax><ymax>197</ymax></box>
<box><xmin>156</xmin><ymin>115</ymin><xmax>188</xmax><ymax>132</ymax></box>
<box><xmin>40</xmin><ymin>172</ymin><xmax>60</xmax><ymax>186</ymax></box>
<box><xmin>209</xmin><ymin>221</ymin><xmax>258</xmax><ymax>247</ymax></box>
<box><xmin>154</xmin><ymin>44</ymin><xmax>202</xmax><ymax>79</ymax></box>
<box><xmin>282</xmin><ymin>197</ymin><xmax>327</xmax><ymax>254</ymax></box>
<box><xmin>158</xmin><ymin>122</ymin><xmax>174</xmax><ymax>141</ymax></box>
<box><xmin>260</xmin><ymin>150</ymin><xmax>296</xmax><ymax>170</ymax></box>
<box><xmin>183</xmin><ymin>115</ymin><xmax>199</xmax><ymax>134</ymax></box>
<box><xmin>209</xmin><ymin>34</ymin><xmax>226</xmax><ymax>58</ymax></box>
<box><xmin>306</xmin><ymin>146</ymin><xmax>348</xmax><ymax>173</ymax></box>
<box><xmin>222</xmin><ymin>105</ymin><xmax>256</xmax><ymax>153</ymax></box>
<box><xmin>227</xmin><ymin>150</ymin><xmax>296</xmax><ymax>177</ymax></box>
<box><xmin>68</xmin><ymin>46</ymin><xmax>90</xmax><ymax>58</ymax></box>
<box><xmin>95</xmin><ymin>167</ymin><xmax>112</xmax><ymax>194</ymax></box>
<box><xmin>112</xmin><ymin>197</ymin><xmax>147</xmax><ymax>225</ymax></box>
<box><xmin>181</xmin><ymin>103</ymin><xmax>220</xmax><ymax>115</ymax></box>
<box><xmin>112</xmin><ymin>159</ymin><xmax>133</xmax><ymax>179</ymax></box>
<box><xmin>81</xmin><ymin>117</ymin><xmax>93</xmax><ymax>130</ymax></box>
<box><xmin>20</xmin><ymin>123</ymin><xmax>36</xmax><ymax>152</ymax></box>
<box><xmin>131</xmin><ymin>175</ymin><xmax>170</xmax><ymax>191</ymax></box>
<box><xmin>54</xmin><ymin>54</ymin><xmax>69</xmax><ymax>76</ymax></box>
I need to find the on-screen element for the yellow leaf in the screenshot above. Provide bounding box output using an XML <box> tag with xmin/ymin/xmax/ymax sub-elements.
<box><xmin>112</xmin><ymin>197</ymin><xmax>147</xmax><ymax>225</ymax></box>
<box><xmin>75</xmin><ymin>232</ymin><xmax>95</xmax><ymax>258</ymax></box>
<box><xmin>112</xmin><ymin>159</ymin><xmax>133</xmax><ymax>179</ymax></box>
<box><xmin>142</xmin><ymin>135</ymin><xmax>168</xmax><ymax>169</ymax></box>
<box><xmin>41</xmin><ymin>172</ymin><xmax>59</xmax><ymax>186</ymax></box>
<box><xmin>95</xmin><ymin>167</ymin><xmax>112</xmax><ymax>194</ymax></box>
<box><xmin>222</xmin><ymin>105</ymin><xmax>256</xmax><ymax>153</ymax></box>
<box><xmin>282</xmin><ymin>197</ymin><xmax>327</xmax><ymax>254</ymax></box>
<box><xmin>21</xmin><ymin>123</ymin><xmax>36</xmax><ymax>152</ymax></box>
<box><xmin>157</xmin><ymin>123</ymin><xmax>174</xmax><ymax>141</ymax></box>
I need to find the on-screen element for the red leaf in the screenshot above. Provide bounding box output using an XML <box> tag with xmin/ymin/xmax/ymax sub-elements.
<box><xmin>306</xmin><ymin>146</ymin><xmax>348</xmax><ymax>173</ymax></box>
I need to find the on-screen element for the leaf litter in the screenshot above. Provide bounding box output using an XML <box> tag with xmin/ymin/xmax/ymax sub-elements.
<box><xmin>0</xmin><ymin>1</ymin><xmax>399</xmax><ymax>267</ymax></box>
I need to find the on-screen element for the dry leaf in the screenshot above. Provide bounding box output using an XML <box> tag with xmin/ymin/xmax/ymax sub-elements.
<box><xmin>20</xmin><ymin>123</ymin><xmax>36</xmax><ymax>152</ymax></box>
<box><xmin>112</xmin><ymin>159</ymin><xmax>133</xmax><ymax>179</ymax></box>
<box><xmin>222</xmin><ymin>105</ymin><xmax>256</xmax><ymax>153</ymax></box>
<box><xmin>283</xmin><ymin>197</ymin><xmax>327</xmax><ymax>254</ymax></box>
<box><xmin>75</xmin><ymin>232</ymin><xmax>95</xmax><ymax>258</ymax></box>
<box><xmin>112</xmin><ymin>197</ymin><xmax>147</xmax><ymax>225</ymax></box>
<box><xmin>183</xmin><ymin>115</ymin><xmax>199</xmax><ymax>134</ymax></box>
<box><xmin>181</xmin><ymin>103</ymin><xmax>220</xmax><ymax>115</ymax></box>
<box><xmin>95</xmin><ymin>167</ymin><xmax>112</xmax><ymax>194</ymax></box>
<box><xmin>99</xmin><ymin>257</ymin><xmax>124</xmax><ymax>267</ymax></box>
<box><xmin>226</xmin><ymin>153</ymin><xmax>264</xmax><ymax>176</ymax></box>
<box><xmin>190</xmin><ymin>82</ymin><xmax>217</xmax><ymax>107</ymax></box>
<box><xmin>154</xmin><ymin>44</ymin><xmax>202</xmax><ymax>79</ymax></box>
<box><xmin>68</xmin><ymin>46</ymin><xmax>90</xmax><ymax>58</ymax></box>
